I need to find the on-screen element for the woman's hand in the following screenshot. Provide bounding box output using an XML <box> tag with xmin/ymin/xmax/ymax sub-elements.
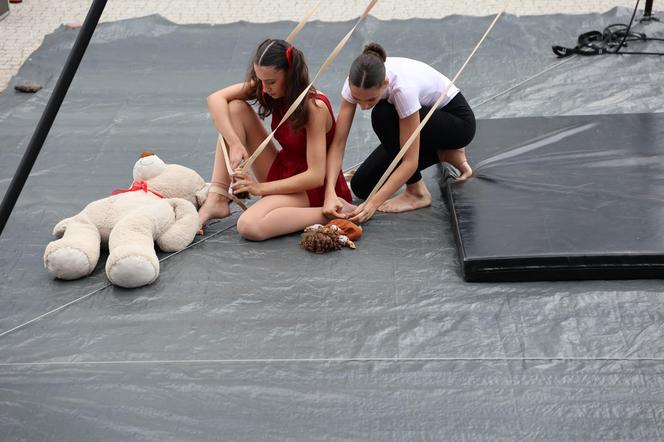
<box><xmin>231</xmin><ymin>169</ymin><xmax>264</xmax><ymax>197</ymax></box>
<box><xmin>348</xmin><ymin>201</ymin><xmax>377</xmax><ymax>225</ymax></box>
<box><xmin>323</xmin><ymin>194</ymin><xmax>346</xmax><ymax>219</ymax></box>
<box><xmin>229</xmin><ymin>142</ymin><xmax>249</xmax><ymax>170</ymax></box>
<box><xmin>323</xmin><ymin>193</ymin><xmax>357</xmax><ymax>220</ymax></box>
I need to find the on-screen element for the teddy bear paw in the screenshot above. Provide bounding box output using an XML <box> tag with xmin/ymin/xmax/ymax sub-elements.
<box><xmin>106</xmin><ymin>255</ymin><xmax>158</xmax><ymax>288</ymax></box>
<box><xmin>44</xmin><ymin>247</ymin><xmax>92</xmax><ymax>280</ymax></box>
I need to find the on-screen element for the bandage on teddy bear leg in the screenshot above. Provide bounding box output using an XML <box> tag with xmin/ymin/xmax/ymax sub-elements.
<box><xmin>44</xmin><ymin>213</ymin><xmax>101</xmax><ymax>280</ymax></box>
<box><xmin>105</xmin><ymin>212</ymin><xmax>162</xmax><ymax>288</ymax></box>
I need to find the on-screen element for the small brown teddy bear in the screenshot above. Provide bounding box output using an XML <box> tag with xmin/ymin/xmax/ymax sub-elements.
<box><xmin>299</xmin><ymin>219</ymin><xmax>363</xmax><ymax>253</ymax></box>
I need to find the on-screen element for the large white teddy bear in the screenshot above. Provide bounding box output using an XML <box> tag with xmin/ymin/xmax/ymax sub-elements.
<box><xmin>44</xmin><ymin>152</ymin><xmax>209</xmax><ymax>288</ymax></box>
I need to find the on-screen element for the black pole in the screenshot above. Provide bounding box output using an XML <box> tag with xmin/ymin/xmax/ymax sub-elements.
<box><xmin>641</xmin><ymin>0</ymin><xmax>659</xmax><ymax>21</ymax></box>
<box><xmin>0</xmin><ymin>0</ymin><xmax>108</xmax><ymax>237</ymax></box>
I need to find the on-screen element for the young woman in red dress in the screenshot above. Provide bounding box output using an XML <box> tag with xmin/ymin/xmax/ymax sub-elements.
<box><xmin>199</xmin><ymin>38</ymin><xmax>353</xmax><ymax>240</ymax></box>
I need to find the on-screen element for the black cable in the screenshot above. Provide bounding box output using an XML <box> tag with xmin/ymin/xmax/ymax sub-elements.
<box><xmin>613</xmin><ymin>0</ymin><xmax>640</xmax><ymax>53</ymax></box>
<box><xmin>0</xmin><ymin>0</ymin><xmax>109</xmax><ymax>237</ymax></box>
<box><xmin>553</xmin><ymin>0</ymin><xmax>664</xmax><ymax>57</ymax></box>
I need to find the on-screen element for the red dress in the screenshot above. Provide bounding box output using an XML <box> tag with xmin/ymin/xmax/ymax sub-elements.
<box><xmin>266</xmin><ymin>92</ymin><xmax>352</xmax><ymax>207</ymax></box>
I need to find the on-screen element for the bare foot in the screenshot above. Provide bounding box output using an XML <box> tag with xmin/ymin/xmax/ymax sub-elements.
<box><xmin>438</xmin><ymin>148</ymin><xmax>473</xmax><ymax>180</ymax></box>
<box><xmin>197</xmin><ymin>193</ymin><xmax>231</xmax><ymax>234</ymax></box>
<box><xmin>339</xmin><ymin>198</ymin><xmax>357</xmax><ymax>217</ymax></box>
<box><xmin>377</xmin><ymin>182</ymin><xmax>432</xmax><ymax>213</ymax></box>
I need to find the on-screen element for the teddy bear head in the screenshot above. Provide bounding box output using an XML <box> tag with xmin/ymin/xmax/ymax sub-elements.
<box><xmin>133</xmin><ymin>152</ymin><xmax>208</xmax><ymax>208</ymax></box>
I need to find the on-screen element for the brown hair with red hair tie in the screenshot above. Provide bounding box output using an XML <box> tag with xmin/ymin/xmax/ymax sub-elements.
<box><xmin>286</xmin><ymin>45</ymin><xmax>294</xmax><ymax>66</ymax></box>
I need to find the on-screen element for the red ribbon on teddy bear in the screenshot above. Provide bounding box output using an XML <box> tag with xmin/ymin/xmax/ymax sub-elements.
<box><xmin>111</xmin><ymin>181</ymin><xmax>166</xmax><ymax>199</ymax></box>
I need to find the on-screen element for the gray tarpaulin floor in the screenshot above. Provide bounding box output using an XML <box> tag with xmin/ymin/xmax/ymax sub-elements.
<box><xmin>1</xmin><ymin>8</ymin><xmax>664</xmax><ymax>441</ymax></box>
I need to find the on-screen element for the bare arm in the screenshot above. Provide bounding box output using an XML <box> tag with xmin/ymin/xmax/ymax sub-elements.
<box><xmin>207</xmin><ymin>82</ymin><xmax>252</xmax><ymax>167</ymax></box>
<box><xmin>370</xmin><ymin>111</ymin><xmax>420</xmax><ymax>206</ymax></box>
<box><xmin>234</xmin><ymin>99</ymin><xmax>329</xmax><ymax>196</ymax></box>
<box><xmin>325</xmin><ymin>98</ymin><xmax>356</xmax><ymax>195</ymax></box>
<box><xmin>322</xmin><ymin>98</ymin><xmax>356</xmax><ymax>218</ymax></box>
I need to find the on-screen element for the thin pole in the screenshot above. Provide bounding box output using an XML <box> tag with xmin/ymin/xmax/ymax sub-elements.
<box><xmin>0</xmin><ymin>0</ymin><xmax>108</xmax><ymax>237</ymax></box>
<box><xmin>644</xmin><ymin>0</ymin><xmax>654</xmax><ymax>18</ymax></box>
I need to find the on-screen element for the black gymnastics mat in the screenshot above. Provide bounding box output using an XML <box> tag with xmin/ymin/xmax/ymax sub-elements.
<box><xmin>445</xmin><ymin>112</ymin><xmax>664</xmax><ymax>282</ymax></box>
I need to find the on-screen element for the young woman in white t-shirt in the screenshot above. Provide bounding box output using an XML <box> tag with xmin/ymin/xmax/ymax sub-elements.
<box><xmin>323</xmin><ymin>43</ymin><xmax>476</xmax><ymax>224</ymax></box>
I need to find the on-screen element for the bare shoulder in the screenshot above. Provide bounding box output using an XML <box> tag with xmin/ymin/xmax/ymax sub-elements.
<box><xmin>307</xmin><ymin>97</ymin><xmax>329</xmax><ymax>118</ymax></box>
<box><xmin>307</xmin><ymin>95</ymin><xmax>328</xmax><ymax>109</ymax></box>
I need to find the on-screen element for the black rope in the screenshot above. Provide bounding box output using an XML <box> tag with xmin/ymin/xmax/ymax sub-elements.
<box><xmin>552</xmin><ymin>0</ymin><xmax>664</xmax><ymax>57</ymax></box>
<box><xmin>0</xmin><ymin>0</ymin><xmax>109</xmax><ymax>237</ymax></box>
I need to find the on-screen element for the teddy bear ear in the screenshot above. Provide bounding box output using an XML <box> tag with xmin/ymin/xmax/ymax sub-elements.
<box><xmin>140</xmin><ymin>150</ymin><xmax>155</xmax><ymax>158</ymax></box>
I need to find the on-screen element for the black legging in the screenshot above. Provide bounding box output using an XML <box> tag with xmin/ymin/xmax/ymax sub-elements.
<box><xmin>350</xmin><ymin>92</ymin><xmax>476</xmax><ymax>199</ymax></box>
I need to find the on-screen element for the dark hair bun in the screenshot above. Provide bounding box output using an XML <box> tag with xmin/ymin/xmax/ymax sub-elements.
<box><xmin>362</xmin><ymin>43</ymin><xmax>387</xmax><ymax>62</ymax></box>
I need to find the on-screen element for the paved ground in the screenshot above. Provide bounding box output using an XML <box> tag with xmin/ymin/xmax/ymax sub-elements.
<box><xmin>0</xmin><ymin>0</ymin><xmax>645</xmax><ymax>91</ymax></box>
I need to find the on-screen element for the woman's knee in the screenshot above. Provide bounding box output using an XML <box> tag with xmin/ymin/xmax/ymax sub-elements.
<box><xmin>350</xmin><ymin>173</ymin><xmax>371</xmax><ymax>200</ymax></box>
<box><xmin>228</xmin><ymin>99</ymin><xmax>252</xmax><ymax>118</ymax></box>
<box><xmin>236</xmin><ymin>213</ymin><xmax>268</xmax><ymax>241</ymax></box>
<box><xmin>371</xmin><ymin>100</ymin><xmax>397</xmax><ymax>119</ymax></box>
<box><xmin>448</xmin><ymin>119</ymin><xmax>476</xmax><ymax>149</ymax></box>
<box><xmin>452</xmin><ymin>104</ymin><xmax>477</xmax><ymax>147</ymax></box>
<box><xmin>464</xmin><ymin>117</ymin><xmax>477</xmax><ymax>146</ymax></box>
<box><xmin>371</xmin><ymin>101</ymin><xmax>398</xmax><ymax>129</ymax></box>
<box><xmin>371</xmin><ymin>102</ymin><xmax>400</xmax><ymax>149</ymax></box>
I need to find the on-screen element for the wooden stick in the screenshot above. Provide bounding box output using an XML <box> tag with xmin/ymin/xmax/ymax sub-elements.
<box><xmin>240</xmin><ymin>0</ymin><xmax>380</xmax><ymax>172</ymax></box>
<box><xmin>286</xmin><ymin>0</ymin><xmax>322</xmax><ymax>42</ymax></box>
<box><xmin>217</xmin><ymin>134</ymin><xmax>234</xmax><ymax>178</ymax></box>
<box><xmin>364</xmin><ymin>1</ymin><xmax>510</xmax><ymax>205</ymax></box>
<box><xmin>215</xmin><ymin>0</ymin><xmax>324</xmax><ymax>206</ymax></box>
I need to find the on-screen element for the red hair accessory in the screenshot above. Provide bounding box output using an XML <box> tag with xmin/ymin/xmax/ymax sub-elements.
<box><xmin>286</xmin><ymin>46</ymin><xmax>294</xmax><ymax>66</ymax></box>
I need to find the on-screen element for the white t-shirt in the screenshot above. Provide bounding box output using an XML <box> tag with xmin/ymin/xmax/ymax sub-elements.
<box><xmin>341</xmin><ymin>57</ymin><xmax>460</xmax><ymax>119</ymax></box>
